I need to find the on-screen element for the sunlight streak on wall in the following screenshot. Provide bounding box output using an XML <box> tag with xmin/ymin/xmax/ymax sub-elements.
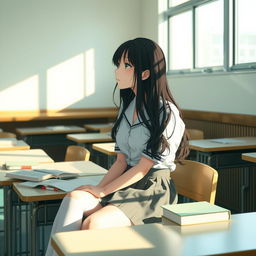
<box><xmin>47</xmin><ymin>54</ymin><xmax>85</xmax><ymax>110</ymax></box>
<box><xmin>84</xmin><ymin>48</ymin><xmax>95</xmax><ymax>97</ymax></box>
<box><xmin>0</xmin><ymin>75</ymin><xmax>39</xmax><ymax>110</ymax></box>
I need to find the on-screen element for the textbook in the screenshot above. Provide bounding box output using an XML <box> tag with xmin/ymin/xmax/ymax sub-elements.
<box><xmin>161</xmin><ymin>201</ymin><xmax>230</xmax><ymax>225</ymax></box>
<box><xmin>19</xmin><ymin>176</ymin><xmax>103</xmax><ymax>192</ymax></box>
<box><xmin>162</xmin><ymin>216</ymin><xmax>230</xmax><ymax>234</ymax></box>
<box><xmin>5</xmin><ymin>169</ymin><xmax>82</xmax><ymax>181</ymax></box>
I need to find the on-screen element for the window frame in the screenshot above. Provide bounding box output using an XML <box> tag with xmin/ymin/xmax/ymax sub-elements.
<box><xmin>166</xmin><ymin>0</ymin><xmax>256</xmax><ymax>75</ymax></box>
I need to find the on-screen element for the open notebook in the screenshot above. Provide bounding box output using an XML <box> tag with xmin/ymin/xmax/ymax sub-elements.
<box><xmin>19</xmin><ymin>176</ymin><xmax>103</xmax><ymax>192</ymax></box>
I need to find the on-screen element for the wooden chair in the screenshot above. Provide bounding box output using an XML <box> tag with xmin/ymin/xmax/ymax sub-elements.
<box><xmin>64</xmin><ymin>145</ymin><xmax>90</xmax><ymax>161</ymax></box>
<box><xmin>187</xmin><ymin>129</ymin><xmax>204</xmax><ymax>140</ymax></box>
<box><xmin>170</xmin><ymin>160</ymin><xmax>218</xmax><ymax>204</ymax></box>
<box><xmin>0</xmin><ymin>132</ymin><xmax>16</xmax><ymax>138</ymax></box>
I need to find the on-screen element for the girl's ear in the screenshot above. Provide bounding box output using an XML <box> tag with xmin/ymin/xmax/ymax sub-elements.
<box><xmin>142</xmin><ymin>70</ymin><xmax>150</xmax><ymax>80</ymax></box>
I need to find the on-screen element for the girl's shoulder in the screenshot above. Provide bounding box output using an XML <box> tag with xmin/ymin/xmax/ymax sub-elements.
<box><xmin>160</xmin><ymin>100</ymin><xmax>180</xmax><ymax>115</ymax></box>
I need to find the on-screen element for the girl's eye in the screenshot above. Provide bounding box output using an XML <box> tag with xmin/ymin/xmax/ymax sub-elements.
<box><xmin>125</xmin><ymin>63</ymin><xmax>132</xmax><ymax>68</ymax></box>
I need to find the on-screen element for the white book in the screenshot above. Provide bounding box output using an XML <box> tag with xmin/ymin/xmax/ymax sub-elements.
<box><xmin>5</xmin><ymin>169</ymin><xmax>82</xmax><ymax>181</ymax></box>
<box><xmin>19</xmin><ymin>176</ymin><xmax>103</xmax><ymax>192</ymax></box>
<box><xmin>0</xmin><ymin>138</ymin><xmax>17</xmax><ymax>147</ymax></box>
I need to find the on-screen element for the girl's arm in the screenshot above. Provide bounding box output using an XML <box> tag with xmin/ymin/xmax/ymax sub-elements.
<box><xmin>97</xmin><ymin>153</ymin><xmax>127</xmax><ymax>187</ymax></box>
<box><xmin>76</xmin><ymin>156</ymin><xmax>154</xmax><ymax>198</ymax></box>
<box><xmin>102</xmin><ymin>156</ymin><xmax>154</xmax><ymax>196</ymax></box>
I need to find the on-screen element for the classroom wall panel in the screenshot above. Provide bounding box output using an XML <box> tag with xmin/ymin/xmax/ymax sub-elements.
<box><xmin>0</xmin><ymin>0</ymin><xmax>142</xmax><ymax>111</ymax></box>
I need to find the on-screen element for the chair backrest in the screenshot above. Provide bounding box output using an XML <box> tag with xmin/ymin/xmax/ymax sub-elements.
<box><xmin>170</xmin><ymin>160</ymin><xmax>218</xmax><ymax>204</ymax></box>
<box><xmin>187</xmin><ymin>129</ymin><xmax>204</xmax><ymax>140</ymax></box>
<box><xmin>0</xmin><ymin>132</ymin><xmax>17</xmax><ymax>138</ymax></box>
<box><xmin>65</xmin><ymin>145</ymin><xmax>90</xmax><ymax>161</ymax></box>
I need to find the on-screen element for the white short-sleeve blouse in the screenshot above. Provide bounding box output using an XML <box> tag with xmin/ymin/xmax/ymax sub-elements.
<box><xmin>115</xmin><ymin>97</ymin><xmax>185</xmax><ymax>170</ymax></box>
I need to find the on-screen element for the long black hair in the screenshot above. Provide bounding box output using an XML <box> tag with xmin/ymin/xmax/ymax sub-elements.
<box><xmin>111</xmin><ymin>38</ymin><xmax>189</xmax><ymax>160</ymax></box>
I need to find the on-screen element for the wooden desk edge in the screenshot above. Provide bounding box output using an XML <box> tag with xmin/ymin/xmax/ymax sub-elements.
<box><xmin>0</xmin><ymin>108</ymin><xmax>118</xmax><ymax>122</ymax></box>
<box><xmin>51</xmin><ymin>235</ymin><xmax>65</xmax><ymax>256</ymax></box>
<box><xmin>242</xmin><ymin>154</ymin><xmax>256</xmax><ymax>163</ymax></box>
<box><xmin>189</xmin><ymin>144</ymin><xmax>256</xmax><ymax>152</ymax></box>
<box><xmin>67</xmin><ymin>135</ymin><xmax>113</xmax><ymax>143</ymax></box>
<box><xmin>13</xmin><ymin>184</ymin><xmax>66</xmax><ymax>202</ymax></box>
<box><xmin>92</xmin><ymin>144</ymin><xmax>117</xmax><ymax>156</ymax></box>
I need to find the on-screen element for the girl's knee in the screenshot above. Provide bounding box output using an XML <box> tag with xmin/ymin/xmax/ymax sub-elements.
<box><xmin>66</xmin><ymin>190</ymin><xmax>93</xmax><ymax>200</ymax></box>
<box><xmin>81</xmin><ymin>215</ymin><xmax>104</xmax><ymax>230</ymax></box>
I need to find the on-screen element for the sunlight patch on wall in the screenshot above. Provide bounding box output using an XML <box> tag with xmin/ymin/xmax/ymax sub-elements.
<box><xmin>47</xmin><ymin>54</ymin><xmax>85</xmax><ymax>110</ymax></box>
<box><xmin>0</xmin><ymin>75</ymin><xmax>39</xmax><ymax>110</ymax></box>
<box><xmin>84</xmin><ymin>48</ymin><xmax>95</xmax><ymax>97</ymax></box>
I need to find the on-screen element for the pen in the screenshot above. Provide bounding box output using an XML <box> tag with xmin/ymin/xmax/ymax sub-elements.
<box><xmin>40</xmin><ymin>185</ymin><xmax>59</xmax><ymax>191</ymax></box>
<box><xmin>21</xmin><ymin>166</ymin><xmax>33</xmax><ymax>169</ymax></box>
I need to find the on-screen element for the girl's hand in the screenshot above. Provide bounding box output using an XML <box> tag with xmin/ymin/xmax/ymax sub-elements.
<box><xmin>75</xmin><ymin>184</ymin><xmax>105</xmax><ymax>198</ymax></box>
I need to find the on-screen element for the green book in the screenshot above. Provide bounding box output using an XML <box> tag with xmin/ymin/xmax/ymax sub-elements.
<box><xmin>161</xmin><ymin>201</ymin><xmax>230</xmax><ymax>225</ymax></box>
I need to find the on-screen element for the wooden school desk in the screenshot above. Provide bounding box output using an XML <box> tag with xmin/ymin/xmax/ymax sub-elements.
<box><xmin>52</xmin><ymin>212</ymin><xmax>256</xmax><ymax>256</ymax></box>
<box><xmin>16</xmin><ymin>125</ymin><xmax>85</xmax><ymax>145</ymax></box>
<box><xmin>84</xmin><ymin>123</ymin><xmax>114</xmax><ymax>133</ymax></box>
<box><xmin>242</xmin><ymin>152</ymin><xmax>256</xmax><ymax>163</ymax></box>
<box><xmin>16</xmin><ymin>125</ymin><xmax>86</xmax><ymax>161</ymax></box>
<box><xmin>92</xmin><ymin>142</ymin><xmax>116</xmax><ymax>168</ymax></box>
<box><xmin>0</xmin><ymin>139</ymin><xmax>30</xmax><ymax>151</ymax></box>
<box><xmin>189</xmin><ymin>137</ymin><xmax>256</xmax><ymax>213</ymax></box>
<box><xmin>12</xmin><ymin>161</ymin><xmax>107</xmax><ymax>256</ymax></box>
<box><xmin>0</xmin><ymin>149</ymin><xmax>54</xmax><ymax>256</ymax></box>
<box><xmin>67</xmin><ymin>133</ymin><xmax>113</xmax><ymax>164</ymax></box>
<box><xmin>67</xmin><ymin>132</ymin><xmax>113</xmax><ymax>144</ymax></box>
<box><xmin>240</xmin><ymin>152</ymin><xmax>256</xmax><ymax>213</ymax></box>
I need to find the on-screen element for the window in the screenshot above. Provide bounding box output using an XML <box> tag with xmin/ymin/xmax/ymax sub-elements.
<box><xmin>195</xmin><ymin>0</ymin><xmax>223</xmax><ymax>68</ymax></box>
<box><xmin>169</xmin><ymin>11</ymin><xmax>192</xmax><ymax>70</ymax></box>
<box><xmin>166</xmin><ymin>0</ymin><xmax>256</xmax><ymax>74</ymax></box>
<box><xmin>234</xmin><ymin>0</ymin><xmax>256</xmax><ymax>65</ymax></box>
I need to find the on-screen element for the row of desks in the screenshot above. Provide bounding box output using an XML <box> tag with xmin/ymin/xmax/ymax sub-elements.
<box><xmin>0</xmin><ymin>148</ymin><xmax>108</xmax><ymax>255</ymax></box>
<box><xmin>1</xmin><ymin>135</ymin><xmax>256</xmax><ymax>255</ymax></box>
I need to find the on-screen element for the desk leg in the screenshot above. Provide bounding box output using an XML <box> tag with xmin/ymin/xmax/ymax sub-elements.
<box><xmin>31</xmin><ymin>202</ymin><xmax>39</xmax><ymax>256</ymax></box>
<box><xmin>241</xmin><ymin>167</ymin><xmax>249</xmax><ymax>213</ymax></box>
<box><xmin>4</xmin><ymin>186</ymin><xmax>13</xmax><ymax>256</ymax></box>
<box><xmin>196</xmin><ymin>152</ymin><xmax>212</xmax><ymax>166</ymax></box>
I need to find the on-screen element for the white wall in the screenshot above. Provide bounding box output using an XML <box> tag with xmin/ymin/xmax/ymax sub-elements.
<box><xmin>141</xmin><ymin>0</ymin><xmax>256</xmax><ymax>116</ymax></box>
<box><xmin>0</xmin><ymin>0</ymin><xmax>142</xmax><ymax>111</ymax></box>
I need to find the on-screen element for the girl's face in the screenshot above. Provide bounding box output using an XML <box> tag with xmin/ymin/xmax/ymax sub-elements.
<box><xmin>115</xmin><ymin>55</ymin><xmax>135</xmax><ymax>90</ymax></box>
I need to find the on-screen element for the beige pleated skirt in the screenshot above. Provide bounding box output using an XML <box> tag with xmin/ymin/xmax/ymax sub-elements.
<box><xmin>100</xmin><ymin>166</ymin><xmax>177</xmax><ymax>225</ymax></box>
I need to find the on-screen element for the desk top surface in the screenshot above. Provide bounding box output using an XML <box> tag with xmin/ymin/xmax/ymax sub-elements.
<box><xmin>189</xmin><ymin>137</ymin><xmax>256</xmax><ymax>152</ymax></box>
<box><xmin>92</xmin><ymin>142</ymin><xmax>116</xmax><ymax>156</ymax></box>
<box><xmin>242</xmin><ymin>152</ymin><xmax>256</xmax><ymax>163</ymax></box>
<box><xmin>67</xmin><ymin>133</ymin><xmax>113</xmax><ymax>143</ymax></box>
<box><xmin>16</xmin><ymin>125</ymin><xmax>85</xmax><ymax>136</ymax></box>
<box><xmin>0</xmin><ymin>149</ymin><xmax>54</xmax><ymax>185</ymax></box>
<box><xmin>0</xmin><ymin>140</ymin><xmax>30</xmax><ymax>151</ymax></box>
<box><xmin>84</xmin><ymin>123</ymin><xmax>114</xmax><ymax>132</ymax></box>
<box><xmin>52</xmin><ymin>212</ymin><xmax>256</xmax><ymax>256</ymax></box>
<box><xmin>13</xmin><ymin>161</ymin><xmax>107</xmax><ymax>202</ymax></box>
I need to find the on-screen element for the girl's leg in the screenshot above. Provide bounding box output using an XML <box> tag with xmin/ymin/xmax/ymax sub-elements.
<box><xmin>81</xmin><ymin>204</ymin><xmax>133</xmax><ymax>230</ymax></box>
<box><xmin>45</xmin><ymin>190</ymin><xmax>102</xmax><ymax>256</ymax></box>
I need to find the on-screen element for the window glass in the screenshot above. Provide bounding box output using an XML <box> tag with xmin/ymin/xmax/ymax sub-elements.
<box><xmin>168</xmin><ymin>11</ymin><xmax>192</xmax><ymax>70</ymax></box>
<box><xmin>235</xmin><ymin>0</ymin><xmax>256</xmax><ymax>64</ymax></box>
<box><xmin>195</xmin><ymin>0</ymin><xmax>224</xmax><ymax>68</ymax></box>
